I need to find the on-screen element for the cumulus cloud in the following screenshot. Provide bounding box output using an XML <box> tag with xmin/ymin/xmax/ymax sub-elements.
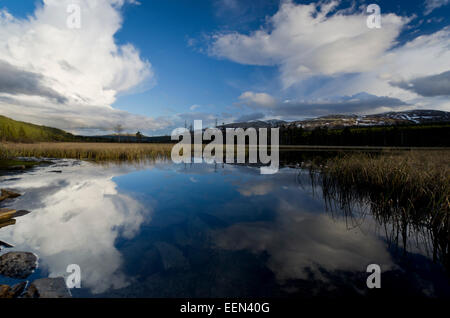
<box><xmin>209</xmin><ymin>1</ymin><xmax>450</xmax><ymax>114</ymax></box>
<box><xmin>0</xmin><ymin>95</ymin><xmax>170</xmax><ymax>133</ymax></box>
<box><xmin>210</xmin><ymin>0</ymin><xmax>407</xmax><ymax>88</ymax></box>
<box><xmin>0</xmin><ymin>0</ymin><xmax>167</xmax><ymax>132</ymax></box>
<box><xmin>236</xmin><ymin>91</ymin><xmax>408</xmax><ymax>118</ymax></box>
<box><xmin>238</xmin><ymin>91</ymin><xmax>277</xmax><ymax>108</ymax></box>
<box><xmin>189</xmin><ymin>104</ymin><xmax>201</xmax><ymax>111</ymax></box>
<box><xmin>335</xmin><ymin>26</ymin><xmax>450</xmax><ymax>107</ymax></box>
<box><xmin>390</xmin><ymin>70</ymin><xmax>450</xmax><ymax>97</ymax></box>
<box><xmin>0</xmin><ymin>60</ymin><xmax>67</xmax><ymax>103</ymax></box>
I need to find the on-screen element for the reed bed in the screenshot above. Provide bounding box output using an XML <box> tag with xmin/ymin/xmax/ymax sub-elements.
<box><xmin>313</xmin><ymin>150</ymin><xmax>450</xmax><ymax>270</ymax></box>
<box><xmin>319</xmin><ymin>150</ymin><xmax>449</xmax><ymax>217</ymax></box>
<box><xmin>0</xmin><ymin>142</ymin><xmax>174</xmax><ymax>161</ymax></box>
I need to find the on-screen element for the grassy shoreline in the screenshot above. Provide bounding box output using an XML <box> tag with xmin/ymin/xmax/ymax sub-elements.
<box><xmin>0</xmin><ymin>142</ymin><xmax>174</xmax><ymax>161</ymax></box>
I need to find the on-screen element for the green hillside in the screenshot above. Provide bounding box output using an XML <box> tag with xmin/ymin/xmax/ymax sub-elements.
<box><xmin>0</xmin><ymin>115</ymin><xmax>79</xmax><ymax>142</ymax></box>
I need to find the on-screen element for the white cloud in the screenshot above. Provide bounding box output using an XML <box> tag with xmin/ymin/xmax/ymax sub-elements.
<box><xmin>331</xmin><ymin>27</ymin><xmax>450</xmax><ymax>108</ymax></box>
<box><xmin>210</xmin><ymin>1</ymin><xmax>450</xmax><ymax>113</ymax></box>
<box><xmin>0</xmin><ymin>0</ymin><xmax>168</xmax><ymax>132</ymax></box>
<box><xmin>424</xmin><ymin>0</ymin><xmax>450</xmax><ymax>15</ymax></box>
<box><xmin>238</xmin><ymin>91</ymin><xmax>277</xmax><ymax>108</ymax></box>
<box><xmin>210</xmin><ymin>0</ymin><xmax>407</xmax><ymax>88</ymax></box>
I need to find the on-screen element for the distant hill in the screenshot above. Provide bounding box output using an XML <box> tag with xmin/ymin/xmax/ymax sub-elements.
<box><xmin>93</xmin><ymin>134</ymin><xmax>173</xmax><ymax>143</ymax></box>
<box><xmin>0</xmin><ymin>115</ymin><xmax>80</xmax><ymax>142</ymax></box>
<box><xmin>2</xmin><ymin>109</ymin><xmax>449</xmax><ymax>144</ymax></box>
<box><xmin>219</xmin><ymin>110</ymin><xmax>450</xmax><ymax>130</ymax></box>
<box><xmin>0</xmin><ymin>115</ymin><xmax>172</xmax><ymax>143</ymax></box>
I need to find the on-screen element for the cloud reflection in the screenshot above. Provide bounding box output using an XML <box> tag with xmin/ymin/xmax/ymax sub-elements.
<box><xmin>215</xmin><ymin>187</ymin><xmax>395</xmax><ymax>285</ymax></box>
<box><xmin>0</xmin><ymin>160</ymin><xmax>151</xmax><ymax>293</ymax></box>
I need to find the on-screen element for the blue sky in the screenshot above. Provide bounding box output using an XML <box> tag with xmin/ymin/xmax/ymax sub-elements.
<box><xmin>0</xmin><ymin>0</ymin><xmax>449</xmax><ymax>135</ymax></box>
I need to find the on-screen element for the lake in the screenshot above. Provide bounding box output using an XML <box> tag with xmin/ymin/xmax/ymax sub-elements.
<box><xmin>0</xmin><ymin>158</ymin><xmax>449</xmax><ymax>298</ymax></box>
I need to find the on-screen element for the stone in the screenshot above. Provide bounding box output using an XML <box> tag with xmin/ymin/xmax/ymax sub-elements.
<box><xmin>1</xmin><ymin>189</ymin><xmax>21</xmax><ymax>198</ymax></box>
<box><xmin>0</xmin><ymin>219</ymin><xmax>16</xmax><ymax>230</ymax></box>
<box><xmin>25</xmin><ymin>278</ymin><xmax>71</xmax><ymax>298</ymax></box>
<box><xmin>0</xmin><ymin>285</ymin><xmax>11</xmax><ymax>298</ymax></box>
<box><xmin>0</xmin><ymin>208</ymin><xmax>16</xmax><ymax>222</ymax></box>
<box><xmin>0</xmin><ymin>252</ymin><xmax>38</xmax><ymax>279</ymax></box>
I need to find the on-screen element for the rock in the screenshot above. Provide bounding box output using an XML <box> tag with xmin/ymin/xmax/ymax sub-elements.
<box><xmin>1</xmin><ymin>189</ymin><xmax>21</xmax><ymax>198</ymax></box>
<box><xmin>13</xmin><ymin>210</ymin><xmax>31</xmax><ymax>218</ymax></box>
<box><xmin>25</xmin><ymin>278</ymin><xmax>71</xmax><ymax>298</ymax></box>
<box><xmin>0</xmin><ymin>285</ymin><xmax>11</xmax><ymax>298</ymax></box>
<box><xmin>0</xmin><ymin>189</ymin><xmax>21</xmax><ymax>202</ymax></box>
<box><xmin>0</xmin><ymin>209</ymin><xmax>16</xmax><ymax>222</ymax></box>
<box><xmin>0</xmin><ymin>252</ymin><xmax>38</xmax><ymax>279</ymax></box>
<box><xmin>0</xmin><ymin>219</ymin><xmax>16</xmax><ymax>230</ymax></box>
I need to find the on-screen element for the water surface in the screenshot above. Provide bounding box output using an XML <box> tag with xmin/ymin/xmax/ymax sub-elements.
<box><xmin>0</xmin><ymin>159</ymin><xmax>448</xmax><ymax>298</ymax></box>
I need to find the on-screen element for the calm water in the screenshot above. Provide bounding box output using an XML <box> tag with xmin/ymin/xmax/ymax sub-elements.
<box><xmin>0</xmin><ymin>159</ymin><xmax>449</xmax><ymax>298</ymax></box>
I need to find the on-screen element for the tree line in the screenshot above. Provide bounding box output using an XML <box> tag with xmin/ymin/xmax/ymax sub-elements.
<box><xmin>279</xmin><ymin>123</ymin><xmax>450</xmax><ymax>147</ymax></box>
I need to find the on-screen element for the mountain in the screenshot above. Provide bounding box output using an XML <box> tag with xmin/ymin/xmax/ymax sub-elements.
<box><xmin>288</xmin><ymin>110</ymin><xmax>450</xmax><ymax>129</ymax></box>
<box><xmin>0</xmin><ymin>115</ymin><xmax>80</xmax><ymax>142</ymax></box>
<box><xmin>220</xmin><ymin>120</ymin><xmax>272</xmax><ymax>130</ymax></box>
<box><xmin>220</xmin><ymin>110</ymin><xmax>450</xmax><ymax>130</ymax></box>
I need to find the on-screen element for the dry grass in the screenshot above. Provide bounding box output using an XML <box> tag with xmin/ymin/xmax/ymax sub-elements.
<box><xmin>313</xmin><ymin>150</ymin><xmax>450</xmax><ymax>270</ymax></box>
<box><xmin>320</xmin><ymin>150</ymin><xmax>449</xmax><ymax>217</ymax></box>
<box><xmin>0</xmin><ymin>142</ymin><xmax>174</xmax><ymax>161</ymax></box>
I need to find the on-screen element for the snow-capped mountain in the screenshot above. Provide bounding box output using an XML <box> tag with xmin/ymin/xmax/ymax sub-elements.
<box><xmin>289</xmin><ymin>110</ymin><xmax>450</xmax><ymax>129</ymax></box>
<box><xmin>220</xmin><ymin>110</ymin><xmax>450</xmax><ymax>130</ymax></box>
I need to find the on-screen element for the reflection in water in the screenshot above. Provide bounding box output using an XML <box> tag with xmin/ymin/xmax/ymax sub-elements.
<box><xmin>0</xmin><ymin>159</ymin><xmax>448</xmax><ymax>297</ymax></box>
<box><xmin>215</xmin><ymin>204</ymin><xmax>394</xmax><ymax>285</ymax></box>
<box><xmin>304</xmin><ymin>168</ymin><xmax>450</xmax><ymax>277</ymax></box>
<box><xmin>0</xmin><ymin>160</ymin><xmax>151</xmax><ymax>293</ymax></box>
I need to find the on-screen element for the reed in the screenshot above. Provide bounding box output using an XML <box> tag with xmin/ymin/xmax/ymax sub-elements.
<box><xmin>312</xmin><ymin>150</ymin><xmax>450</xmax><ymax>271</ymax></box>
<box><xmin>0</xmin><ymin>142</ymin><xmax>174</xmax><ymax>161</ymax></box>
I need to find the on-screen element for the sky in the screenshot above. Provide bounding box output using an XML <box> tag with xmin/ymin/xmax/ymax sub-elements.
<box><xmin>0</xmin><ymin>0</ymin><xmax>449</xmax><ymax>135</ymax></box>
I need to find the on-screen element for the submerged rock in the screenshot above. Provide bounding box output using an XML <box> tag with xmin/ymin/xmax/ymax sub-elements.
<box><xmin>25</xmin><ymin>278</ymin><xmax>71</xmax><ymax>298</ymax></box>
<box><xmin>0</xmin><ymin>285</ymin><xmax>11</xmax><ymax>298</ymax></box>
<box><xmin>0</xmin><ymin>252</ymin><xmax>38</xmax><ymax>279</ymax></box>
